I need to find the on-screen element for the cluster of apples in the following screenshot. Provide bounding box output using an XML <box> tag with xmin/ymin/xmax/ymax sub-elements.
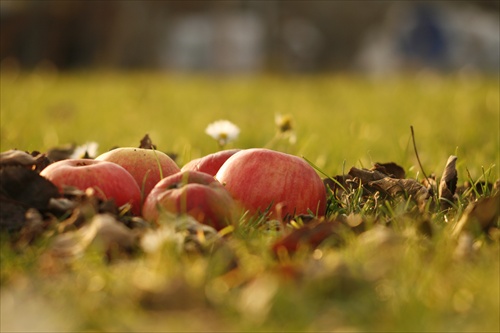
<box><xmin>40</xmin><ymin>147</ymin><xmax>327</xmax><ymax>229</ymax></box>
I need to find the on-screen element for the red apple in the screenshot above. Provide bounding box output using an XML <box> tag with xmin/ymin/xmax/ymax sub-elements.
<box><xmin>40</xmin><ymin>159</ymin><xmax>142</xmax><ymax>215</ymax></box>
<box><xmin>215</xmin><ymin>148</ymin><xmax>327</xmax><ymax>220</ymax></box>
<box><xmin>142</xmin><ymin>170</ymin><xmax>236</xmax><ymax>230</ymax></box>
<box><xmin>181</xmin><ymin>149</ymin><xmax>241</xmax><ymax>176</ymax></box>
<box><xmin>95</xmin><ymin>147</ymin><xmax>180</xmax><ymax>200</ymax></box>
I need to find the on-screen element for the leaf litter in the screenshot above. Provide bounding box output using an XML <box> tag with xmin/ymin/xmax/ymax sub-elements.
<box><xmin>1</xmin><ymin>133</ymin><xmax>498</xmax><ymax>256</ymax></box>
<box><xmin>1</xmin><ymin>133</ymin><xmax>499</xmax><ymax>329</ymax></box>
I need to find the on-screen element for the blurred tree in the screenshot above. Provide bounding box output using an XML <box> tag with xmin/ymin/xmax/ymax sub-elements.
<box><xmin>0</xmin><ymin>0</ymin><xmax>497</xmax><ymax>72</ymax></box>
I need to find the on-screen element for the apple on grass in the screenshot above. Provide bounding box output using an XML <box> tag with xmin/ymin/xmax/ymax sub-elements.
<box><xmin>215</xmin><ymin>148</ymin><xmax>327</xmax><ymax>220</ymax></box>
<box><xmin>95</xmin><ymin>147</ymin><xmax>180</xmax><ymax>201</ymax></box>
<box><xmin>40</xmin><ymin>159</ymin><xmax>142</xmax><ymax>215</ymax></box>
<box><xmin>142</xmin><ymin>170</ymin><xmax>236</xmax><ymax>230</ymax></box>
<box><xmin>181</xmin><ymin>149</ymin><xmax>241</xmax><ymax>176</ymax></box>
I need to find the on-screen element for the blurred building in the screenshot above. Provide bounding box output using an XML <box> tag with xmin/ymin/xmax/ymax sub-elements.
<box><xmin>1</xmin><ymin>0</ymin><xmax>498</xmax><ymax>74</ymax></box>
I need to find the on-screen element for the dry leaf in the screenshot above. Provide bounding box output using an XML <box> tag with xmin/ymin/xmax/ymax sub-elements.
<box><xmin>438</xmin><ymin>155</ymin><xmax>458</xmax><ymax>210</ymax></box>
<box><xmin>348</xmin><ymin>167</ymin><xmax>387</xmax><ymax>183</ymax></box>
<box><xmin>0</xmin><ymin>166</ymin><xmax>60</xmax><ymax>210</ymax></box>
<box><xmin>371</xmin><ymin>162</ymin><xmax>406</xmax><ymax>179</ymax></box>
<box><xmin>323</xmin><ymin>175</ymin><xmax>355</xmax><ymax>196</ymax></box>
<box><xmin>452</xmin><ymin>194</ymin><xmax>500</xmax><ymax>238</ymax></box>
<box><xmin>368</xmin><ymin>177</ymin><xmax>430</xmax><ymax>208</ymax></box>
<box><xmin>271</xmin><ymin>219</ymin><xmax>344</xmax><ymax>255</ymax></box>
<box><xmin>0</xmin><ymin>198</ymin><xmax>27</xmax><ymax>233</ymax></box>
<box><xmin>0</xmin><ymin>166</ymin><xmax>60</xmax><ymax>234</ymax></box>
<box><xmin>47</xmin><ymin>213</ymin><xmax>138</xmax><ymax>261</ymax></box>
<box><xmin>0</xmin><ymin>150</ymin><xmax>37</xmax><ymax>167</ymax></box>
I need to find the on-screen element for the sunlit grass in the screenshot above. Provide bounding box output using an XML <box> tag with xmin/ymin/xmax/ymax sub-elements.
<box><xmin>1</xmin><ymin>70</ymin><xmax>499</xmax><ymax>332</ymax></box>
<box><xmin>1</xmin><ymin>70</ymin><xmax>498</xmax><ymax>178</ymax></box>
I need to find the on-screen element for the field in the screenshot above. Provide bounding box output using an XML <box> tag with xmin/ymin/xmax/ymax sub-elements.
<box><xmin>1</xmin><ymin>70</ymin><xmax>499</xmax><ymax>332</ymax></box>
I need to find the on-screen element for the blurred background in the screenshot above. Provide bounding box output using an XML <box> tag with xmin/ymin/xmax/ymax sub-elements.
<box><xmin>1</xmin><ymin>0</ymin><xmax>499</xmax><ymax>76</ymax></box>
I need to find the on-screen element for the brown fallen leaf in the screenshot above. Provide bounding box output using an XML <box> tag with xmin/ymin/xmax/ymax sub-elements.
<box><xmin>0</xmin><ymin>166</ymin><xmax>60</xmax><ymax>209</ymax></box>
<box><xmin>371</xmin><ymin>162</ymin><xmax>406</xmax><ymax>179</ymax></box>
<box><xmin>271</xmin><ymin>219</ymin><xmax>344</xmax><ymax>256</ymax></box>
<box><xmin>452</xmin><ymin>194</ymin><xmax>500</xmax><ymax>238</ymax></box>
<box><xmin>348</xmin><ymin>167</ymin><xmax>387</xmax><ymax>183</ymax></box>
<box><xmin>368</xmin><ymin>177</ymin><xmax>430</xmax><ymax>208</ymax></box>
<box><xmin>438</xmin><ymin>155</ymin><xmax>458</xmax><ymax>210</ymax></box>
<box><xmin>323</xmin><ymin>175</ymin><xmax>355</xmax><ymax>197</ymax></box>
<box><xmin>47</xmin><ymin>213</ymin><xmax>138</xmax><ymax>262</ymax></box>
<box><xmin>0</xmin><ymin>198</ymin><xmax>26</xmax><ymax>233</ymax></box>
<box><xmin>0</xmin><ymin>166</ymin><xmax>60</xmax><ymax>233</ymax></box>
<box><xmin>0</xmin><ymin>150</ymin><xmax>36</xmax><ymax>167</ymax></box>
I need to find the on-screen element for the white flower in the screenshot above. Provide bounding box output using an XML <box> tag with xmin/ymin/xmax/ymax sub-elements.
<box><xmin>71</xmin><ymin>141</ymin><xmax>99</xmax><ymax>159</ymax></box>
<box><xmin>205</xmin><ymin>120</ymin><xmax>240</xmax><ymax>147</ymax></box>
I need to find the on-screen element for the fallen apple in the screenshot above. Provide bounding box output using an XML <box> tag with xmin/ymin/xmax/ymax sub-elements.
<box><xmin>215</xmin><ymin>148</ymin><xmax>327</xmax><ymax>219</ymax></box>
<box><xmin>95</xmin><ymin>147</ymin><xmax>180</xmax><ymax>200</ymax></box>
<box><xmin>181</xmin><ymin>149</ymin><xmax>241</xmax><ymax>176</ymax></box>
<box><xmin>142</xmin><ymin>170</ymin><xmax>236</xmax><ymax>230</ymax></box>
<box><xmin>40</xmin><ymin>159</ymin><xmax>142</xmax><ymax>215</ymax></box>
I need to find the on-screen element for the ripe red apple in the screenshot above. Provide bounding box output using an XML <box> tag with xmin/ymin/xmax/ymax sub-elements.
<box><xmin>142</xmin><ymin>170</ymin><xmax>236</xmax><ymax>230</ymax></box>
<box><xmin>181</xmin><ymin>149</ymin><xmax>241</xmax><ymax>176</ymax></box>
<box><xmin>215</xmin><ymin>148</ymin><xmax>327</xmax><ymax>220</ymax></box>
<box><xmin>95</xmin><ymin>147</ymin><xmax>180</xmax><ymax>200</ymax></box>
<box><xmin>40</xmin><ymin>159</ymin><xmax>142</xmax><ymax>215</ymax></box>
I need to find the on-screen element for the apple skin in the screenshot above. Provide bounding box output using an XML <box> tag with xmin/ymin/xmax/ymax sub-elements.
<box><xmin>95</xmin><ymin>147</ymin><xmax>180</xmax><ymax>200</ymax></box>
<box><xmin>215</xmin><ymin>148</ymin><xmax>327</xmax><ymax>220</ymax></box>
<box><xmin>181</xmin><ymin>149</ymin><xmax>241</xmax><ymax>176</ymax></box>
<box><xmin>142</xmin><ymin>170</ymin><xmax>236</xmax><ymax>230</ymax></box>
<box><xmin>40</xmin><ymin>159</ymin><xmax>142</xmax><ymax>215</ymax></box>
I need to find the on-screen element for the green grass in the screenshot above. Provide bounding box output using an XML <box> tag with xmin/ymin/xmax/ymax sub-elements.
<box><xmin>1</xmin><ymin>71</ymin><xmax>498</xmax><ymax>178</ymax></box>
<box><xmin>1</xmin><ymin>70</ymin><xmax>499</xmax><ymax>332</ymax></box>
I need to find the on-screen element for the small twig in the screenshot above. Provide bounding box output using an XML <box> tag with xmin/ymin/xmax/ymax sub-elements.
<box><xmin>410</xmin><ymin>126</ymin><xmax>432</xmax><ymax>189</ymax></box>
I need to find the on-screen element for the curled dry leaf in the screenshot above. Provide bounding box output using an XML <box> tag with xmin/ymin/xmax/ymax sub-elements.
<box><xmin>371</xmin><ymin>162</ymin><xmax>406</xmax><ymax>179</ymax></box>
<box><xmin>0</xmin><ymin>166</ymin><xmax>60</xmax><ymax>209</ymax></box>
<box><xmin>271</xmin><ymin>219</ymin><xmax>344</xmax><ymax>256</ymax></box>
<box><xmin>438</xmin><ymin>155</ymin><xmax>458</xmax><ymax>210</ymax></box>
<box><xmin>0</xmin><ymin>150</ymin><xmax>37</xmax><ymax>167</ymax></box>
<box><xmin>0</xmin><ymin>149</ymin><xmax>51</xmax><ymax>172</ymax></box>
<box><xmin>348</xmin><ymin>167</ymin><xmax>387</xmax><ymax>183</ymax></box>
<box><xmin>326</xmin><ymin>163</ymin><xmax>406</xmax><ymax>198</ymax></box>
<box><xmin>323</xmin><ymin>175</ymin><xmax>355</xmax><ymax>196</ymax></box>
<box><xmin>452</xmin><ymin>194</ymin><xmax>500</xmax><ymax>238</ymax></box>
<box><xmin>141</xmin><ymin>214</ymin><xmax>229</xmax><ymax>258</ymax></box>
<box><xmin>0</xmin><ymin>198</ymin><xmax>26</xmax><ymax>233</ymax></box>
<box><xmin>368</xmin><ymin>177</ymin><xmax>430</xmax><ymax>208</ymax></box>
<box><xmin>47</xmin><ymin>213</ymin><xmax>138</xmax><ymax>262</ymax></box>
<box><xmin>0</xmin><ymin>166</ymin><xmax>60</xmax><ymax>233</ymax></box>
